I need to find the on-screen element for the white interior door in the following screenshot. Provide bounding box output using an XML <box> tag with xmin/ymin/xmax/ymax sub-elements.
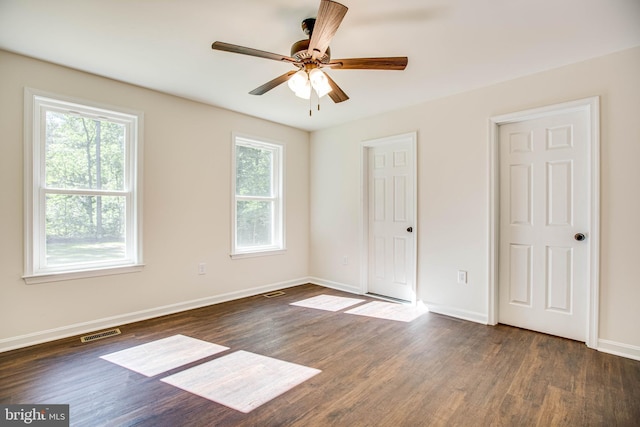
<box><xmin>366</xmin><ymin>134</ymin><xmax>416</xmax><ymax>302</ymax></box>
<box><xmin>499</xmin><ymin>109</ymin><xmax>590</xmax><ymax>341</ymax></box>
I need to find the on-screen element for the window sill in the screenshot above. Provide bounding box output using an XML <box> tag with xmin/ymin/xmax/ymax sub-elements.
<box><xmin>230</xmin><ymin>249</ymin><xmax>286</xmax><ymax>260</ymax></box>
<box><xmin>23</xmin><ymin>264</ymin><xmax>145</xmax><ymax>285</ymax></box>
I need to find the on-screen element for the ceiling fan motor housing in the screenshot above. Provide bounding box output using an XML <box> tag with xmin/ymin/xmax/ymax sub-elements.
<box><xmin>293</xmin><ymin>18</ymin><xmax>331</xmax><ymax>64</ymax></box>
<box><xmin>291</xmin><ymin>39</ymin><xmax>331</xmax><ymax>63</ymax></box>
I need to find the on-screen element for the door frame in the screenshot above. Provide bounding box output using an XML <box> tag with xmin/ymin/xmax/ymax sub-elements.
<box><xmin>488</xmin><ymin>97</ymin><xmax>600</xmax><ymax>348</ymax></box>
<box><xmin>360</xmin><ymin>132</ymin><xmax>418</xmax><ymax>304</ymax></box>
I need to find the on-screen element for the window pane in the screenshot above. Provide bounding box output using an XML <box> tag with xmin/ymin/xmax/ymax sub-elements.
<box><xmin>45</xmin><ymin>194</ymin><xmax>126</xmax><ymax>266</ymax></box>
<box><xmin>235</xmin><ymin>145</ymin><xmax>272</xmax><ymax>197</ymax></box>
<box><xmin>236</xmin><ymin>200</ymin><xmax>273</xmax><ymax>247</ymax></box>
<box><xmin>45</xmin><ymin>111</ymin><xmax>125</xmax><ymax>191</ymax></box>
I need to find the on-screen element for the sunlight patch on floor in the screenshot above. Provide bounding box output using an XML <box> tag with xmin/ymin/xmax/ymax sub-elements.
<box><xmin>161</xmin><ymin>350</ymin><xmax>321</xmax><ymax>413</ymax></box>
<box><xmin>290</xmin><ymin>294</ymin><xmax>365</xmax><ymax>312</ymax></box>
<box><xmin>345</xmin><ymin>300</ymin><xmax>428</xmax><ymax>322</ymax></box>
<box><xmin>100</xmin><ymin>334</ymin><xmax>229</xmax><ymax>377</ymax></box>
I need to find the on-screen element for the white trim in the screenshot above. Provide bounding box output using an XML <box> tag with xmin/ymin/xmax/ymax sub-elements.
<box><xmin>597</xmin><ymin>339</ymin><xmax>640</xmax><ymax>362</ymax></box>
<box><xmin>24</xmin><ymin>89</ymin><xmax>35</xmax><ymax>279</ymax></box>
<box><xmin>425</xmin><ymin>302</ymin><xmax>489</xmax><ymax>325</ymax></box>
<box><xmin>23</xmin><ymin>87</ymin><xmax>144</xmax><ymax>280</ymax></box>
<box><xmin>487</xmin><ymin>116</ymin><xmax>499</xmax><ymax>326</ymax></box>
<box><xmin>8</xmin><ymin>274</ymin><xmax>639</xmax><ymax>362</ymax></box>
<box><xmin>308</xmin><ymin>276</ymin><xmax>363</xmax><ymax>295</ymax></box>
<box><xmin>23</xmin><ymin>264</ymin><xmax>144</xmax><ymax>285</ymax></box>
<box><xmin>359</xmin><ymin>147</ymin><xmax>368</xmax><ymax>296</ymax></box>
<box><xmin>488</xmin><ymin>96</ymin><xmax>600</xmax><ymax>348</ymax></box>
<box><xmin>230</xmin><ymin>249</ymin><xmax>287</xmax><ymax>260</ymax></box>
<box><xmin>587</xmin><ymin>99</ymin><xmax>601</xmax><ymax>350</ymax></box>
<box><xmin>230</xmin><ymin>132</ymin><xmax>285</xmax><ymax>257</ymax></box>
<box><xmin>360</xmin><ymin>132</ymin><xmax>418</xmax><ymax>304</ymax></box>
<box><xmin>0</xmin><ymin>277</ymin><xmax>309</xmax><ymax>353</ymax></box>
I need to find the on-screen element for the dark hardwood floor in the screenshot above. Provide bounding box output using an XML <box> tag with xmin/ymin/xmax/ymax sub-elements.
<box><xmin>1</xmin><ymin>284</ymin><xmax>639</xmax><ymax>426</ymax></box>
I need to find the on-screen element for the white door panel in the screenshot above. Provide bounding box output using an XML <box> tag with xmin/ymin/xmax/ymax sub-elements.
<box><xmin>499</xmin><ymin>110</ymin><xmax>589</xmax><ymax>341</ymax></box>
<box><xmin>366</xmin><ymin>135</ymin><xmax>416</xmax><ymax>302</ymax></box>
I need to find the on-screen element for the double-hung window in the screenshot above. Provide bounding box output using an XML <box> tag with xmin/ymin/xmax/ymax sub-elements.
<box><xmin>232</xmin><ymin>135</ymin><xmax>284</xmax><ymax>257</ymax></box>
<box><xmin>24</xmin><ymin>89</ymin><xmax>143</xmax><ymax>283</ymax></box>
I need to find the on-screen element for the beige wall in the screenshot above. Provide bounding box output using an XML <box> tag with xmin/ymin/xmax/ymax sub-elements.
<box><xmin>310</xmin><ymin>46</ymin><xmax>640</xmax><ymax>356</ymax></box>
<box><xmin>0</xmin><ymin>51</ymin><xmax>310</xmax><ymax>350</ymax></box>
<box><xmin>2</xmin><ymin>46</ymin><xmax>639</xmax><ymax>359</ymax></box>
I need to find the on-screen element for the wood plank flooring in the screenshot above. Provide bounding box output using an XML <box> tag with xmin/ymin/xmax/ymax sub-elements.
<box><xmin>1</xmin><ymin>284</ymin><xmax>639</xmax><ymax>426</ymax></box>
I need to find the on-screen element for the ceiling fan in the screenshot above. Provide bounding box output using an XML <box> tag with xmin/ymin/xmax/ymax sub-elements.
<box><xmin>211</xmin><ymin>0</ymin><xmax>408</xmax><ymax>105</ymax></box>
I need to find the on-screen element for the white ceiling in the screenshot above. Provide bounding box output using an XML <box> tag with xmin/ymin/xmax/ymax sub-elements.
<box><xmin>1</xmin><ymin>0</ymin><xmax>639</xmax><ymax>131</ymax></box>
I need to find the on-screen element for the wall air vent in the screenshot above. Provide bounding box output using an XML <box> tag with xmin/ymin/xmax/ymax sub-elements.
<box><xmin>263</xmin><ymin>291</ymin><xmax>286</xmax><ymax>298</ymax></box>
<box><xmin>80</xmin><ymin>328</ymin><xmax>121</xmax><ymax>343</ymax></box>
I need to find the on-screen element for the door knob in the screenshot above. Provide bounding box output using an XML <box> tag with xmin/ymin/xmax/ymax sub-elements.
<box><xmin>574</xmin><ymin>233</ymin><xmax>586</xmax><ymax>241</ymax></box>
<box><xmin>406</xmin><ymin>227</ymin><xmax>413</xmax><ymax>233</ymax></box>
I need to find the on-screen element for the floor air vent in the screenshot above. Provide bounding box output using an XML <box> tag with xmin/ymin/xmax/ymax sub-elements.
<box><xmin>81</xmin><ymin>328</ymin><xmax>121</xmax><ymax>343</ymax></box>
<box><xmin>263</xmin><ymin>291</ymin><xmax>285</xmax><ymax>298</ymax></box>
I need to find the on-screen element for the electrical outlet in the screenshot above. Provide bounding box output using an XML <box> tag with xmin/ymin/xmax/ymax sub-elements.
<box><xmin>342</xmin><ymin>256</ymin><xmax>348</xmax><ymax>265</ymax></box>
<box><xmin>198</xmin><ymin>262</ymin><xmax>207</xmax><ymax>275</ymax></box>
<box><xmin>457</xmin><ymin>270</ymin><xmax>467</xmax><ymax>284</ymax></box>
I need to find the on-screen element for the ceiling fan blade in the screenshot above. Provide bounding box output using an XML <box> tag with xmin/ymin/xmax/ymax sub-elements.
<box><xmin>249</xmin><ymin>71</ymin><xmax>298</xmax><ymax>95</ymax></box>
<box><xmin>212</xmin><ymin>41</ymin><xmax>297</xmax><ymax>63</ymax></box>
<box><xmin>327</xmin><ymin>57</ymin><xmax>408</xmax><ymax>70</ymax></box>
<box><xmin>324</xmin><ymin>73</ymin><xmax>349</xmax><ymax>103</ymax></box>
<box><xmin>308</xmin><ymin>0</ymin><xmax>348</xmax><ymax>61</ymax></box>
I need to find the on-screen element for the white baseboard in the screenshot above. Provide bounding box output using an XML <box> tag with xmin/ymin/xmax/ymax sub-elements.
<box><xmin>308</xmin><ymin>280</ymin><xmax>489</xmax><ymax>324</ymax></box>
<box><xmin>307</xmin><ymin>276</ymin><xmax>362</xmax><ymax>295</ymax></box>
<box><xmin>0</xmin><ymin>277</ymin><xmax>309</xmax><ymax>353</ymax></box>
<box><xmin>597</xmin><ymin>339</ymin><xmax>640</xmax><ymax>361</ymax></box>
<box><xmin>10</xmin><ymin>277</ymin><xmax>637</xmax><ymax>363</ymax></box>
<box><xmin>425</xmin><ymin>302</ymin><xmax>489</xmax><ymax>325</ymax></box>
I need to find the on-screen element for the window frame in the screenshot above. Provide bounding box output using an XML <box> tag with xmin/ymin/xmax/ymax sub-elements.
<box><xmin>231</xmin><ymin>133</ymin><xmax>285</xmax><ymax>258</ymax></box>
<box><xmin>23</xmin><ymin>88</ymin><xmax>144</xmax><ymax>284</ymax></box>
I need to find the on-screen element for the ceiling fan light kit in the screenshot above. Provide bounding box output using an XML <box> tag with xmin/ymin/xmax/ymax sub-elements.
<box><xmin>211</xmin><ymin>0</ymin><xmax>408</xmax><ymax>112</ymax></box>
<box><xmin>288</xmin><ymin>67</ymin><xmax>332</xmax><ymax>100</ymax></box>
<box><xmin>288</xmin><ymin>70</ymin><xmax>310</xmax><ymax>98</ymax></box>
